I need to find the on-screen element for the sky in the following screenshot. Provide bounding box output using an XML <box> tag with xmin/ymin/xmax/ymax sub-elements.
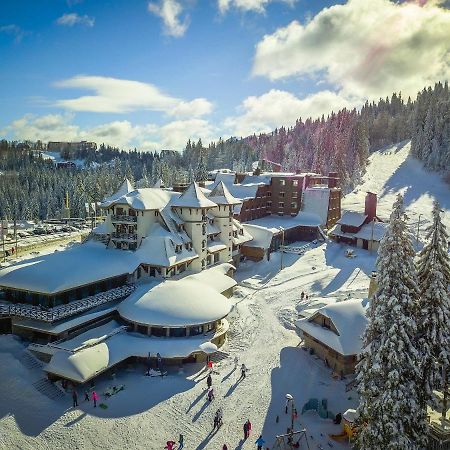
<box><xmin>0</xmin><ymin>0</ymin><xmax>449</xmax><ymax>151</ymax></box>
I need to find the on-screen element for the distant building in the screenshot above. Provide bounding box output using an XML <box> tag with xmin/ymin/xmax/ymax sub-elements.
<box><xmin>47</xmin><ymin>141</ymin><xmax>97</xmax><ymax>152</ymax></box>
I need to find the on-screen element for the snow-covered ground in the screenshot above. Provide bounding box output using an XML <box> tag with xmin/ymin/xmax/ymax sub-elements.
<box><xmin>1</xmin><ymin>141</ymin><xmax>448</xmax><ymax>449</ymax></box>
<box><xmin>0</xmin><ymin>241</ymin><xmax>372</xmax><ymax>450</ymax></box>
<box><xmin>343</xmin><ymin>141</ymin><xmax>450</xmax><ymax>234</ymax></box>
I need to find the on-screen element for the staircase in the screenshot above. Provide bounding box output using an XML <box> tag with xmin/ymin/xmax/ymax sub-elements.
<box><xmin>20</xmin><ymin>350</ymin><xmax>44</xmax><ymax>370</ymax></box>
<box><xmin>32</xmin><ymin>378</ymin><xmax>65</xmax><ymax>400</ymax></box>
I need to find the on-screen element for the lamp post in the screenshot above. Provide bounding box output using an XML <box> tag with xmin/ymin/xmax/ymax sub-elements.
<box><xmin>279</xmin><ymin>226</ymin><xmax>285</xmax><ymax>271</ymax></box>
<box><xmin>286</xmin><ymin>393</ymin><xmax>295</xmax><ymax>448</ymax></box>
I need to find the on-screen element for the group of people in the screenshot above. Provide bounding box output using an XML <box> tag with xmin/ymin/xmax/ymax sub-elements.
<box><xmin>221</xmin><ymin>434</ymin><xmax>265</xmax><ymax>450</ymax></box>
<box><xmin>72</xmin><ymin>389</ymin><xmax>99</xmax><ymax>408</ymax></box>
<box><xmin>300</xmin><ymin>291</ymin><xmax>309</xmax><ymax>301</ymax></box>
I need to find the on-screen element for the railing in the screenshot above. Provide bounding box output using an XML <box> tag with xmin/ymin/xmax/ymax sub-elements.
<box><xmin>111</xmin><ymin>214</ymin><xmax>137</xmax><ymax>223</ymax></box>
<box><xmin>0</xmin><ymin>284</ymin><xmax>135</xmax><ymax>322</ymax></box>
<box><xmin>111</xmin><ymin>232</ymin><xmax>137</xmax><ymax>241</ymax></box>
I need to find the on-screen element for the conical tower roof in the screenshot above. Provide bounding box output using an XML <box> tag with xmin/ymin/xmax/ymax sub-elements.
<box><xmin>171</xmin><ymin>182</ymin><xmax>217</xmax><ymax>209</ymax></box>
<box><xmin>208</xmin><ymin>181</ymin><xmax>241</xmax><ymax>205</ymax></box>
<box><xmin>153</xmin><ymin>179</ymin><xmax>164</xmax><ymax>188</ymax></box>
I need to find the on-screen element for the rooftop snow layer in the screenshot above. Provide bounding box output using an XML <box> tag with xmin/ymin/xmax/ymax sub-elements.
<box><xmin>296</xmin><ymin>298</ymin><xmax>369</xmax><ymax>355</ymax></box>
<box><xmin>244</xmin><ymin>212</ymin><xmax>322</xmax><ymax>233</ymax></box>
<box><xmin>170</xmin><ymin>182</ymin><xmax>217</xmax><ymax>209</ymax></box>
<box><xmin>101</xmin><ymin>188</ymin><xmax>178</xmax><ymax>210</ymax></box>
<box><xmin>208</xmin><ymin>181</ymin><xmax>241</xmax><ymax>205</ymax></box>
<box><xmin>102</xmin><ymin>179</ymin><xmax>134</xmax><ymax>204</ymax></box>
<box><xmin>338</xmin><ymin>211</ymin><xmax>368</xmax><ymax>228</ymax></box>
<box><xmin>118</xmin><ymin>279</ymin><xmax>232</xmax><ymax>327</ymax></box>
<box><xmin>242</xmin><ymin>224</ymin><xmax>275</xmax><ymax>249</ymax></box>
<box><xmin>353</xmin><ymin>221</ymin><xmax>388</xmax><ymax>241</ymax></box>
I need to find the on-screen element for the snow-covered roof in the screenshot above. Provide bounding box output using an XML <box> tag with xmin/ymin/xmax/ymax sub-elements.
<box><xmin>213</xmin><ymin>172</ymin><xmax>236</xmax><ymax>186</ymax></box>
<box><xmin>153</xmin><ymin>179</ymin><xmax>164</xmax><ymax>188</ymax></box>
<box><xmin>118</xmin><ymin>276</ymin><xmax>232</xmax><ymax>326</ymax></box>
<box><xmin>243</xmin><ymin>212</ymin><xmax>322</xmax><ymax>233</ymax></box>
<box><xmin>353</xmin><ymin>221</ymin><xmax>387</xmax><ymax>242</ymax></box>
<box><xmin>226</xmin><ymin>183</ymin><xmax>261</xmax><ymax>201</ymax></box>
<box><xmin>44</xmin><ymin>319</ymin><xmax>229</xmax><ymax>383</ymax></box>
<box><xmin>207</xmin><ymin>222</ymin><xmax>221</xmax><ymax>235</ymax></box>
<box><xmin>0</xmin><ymin>233</ymin><xmax>198</xmax><ymax>294</ymax></box>
<box><xmin>338</xmin><ymin>211</ymin><xmax>367</xmax><ymax>228</ymax></box>
<box><xmin>242</xmin><ymin>224</ymin><xmax>275</xmax><ymax>250</ymax></box>
<box><xmin>296</xmin><ymin>298</ymin><xmax>369</xmax><ymax>356</ymax></box>
<box><xmin>207</xmin><ymin>243</ymin><xmax>227</xmax><ymax>253</ymax></box>
<box><xmin>231</xmin><ymin>219</ymin><xmax>253</xmax><ymax>245</ymax></box>
<box><xmin>208</xmin><ymin>181</ymin><xmax>241</xmax><ymax>205</ymax></box>
<box><xmin>101</xmin><ymin>188</ymin><xmax>178</xmax><ymax>210</ymax></box>
<box><xmin>185</xmin><ymin>263</ymin><xmax>236</xmax><ymax>293</ymax></box>
<box><xmin>170</xmin><ymin>182</ymin><xmax>217</xmax><ymax>209</ymax></box>
<box><xmin>328</xmin><ymin>224</ymin><xmax>356</xmax><ymax>240</ymax></box>
<box><xmin>102</xmin><ymin>179</ymin><xmax>134</xmax><ymax>204</ymax></box>
<box><xmin>240</xmin><ymin>174</ymin><xmax>271</xmax><ymax>185</ymax></box>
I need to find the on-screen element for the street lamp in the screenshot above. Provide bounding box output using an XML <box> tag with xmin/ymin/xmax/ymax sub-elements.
<box><xmin>285</xmin><ymin>393</ymin><xmax>295</xmax><ymax>448</ymax></box>
<box><xmin>279</xmin><ymin>226</ymin><xmax>285</xmax><ymax>271</ymax></box>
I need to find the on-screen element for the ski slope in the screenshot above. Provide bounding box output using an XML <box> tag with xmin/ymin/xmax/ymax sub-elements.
<box><xmin>343</xmin><ymin>141</ymin><xmax>450</xmax><ymax>233</ymax></box>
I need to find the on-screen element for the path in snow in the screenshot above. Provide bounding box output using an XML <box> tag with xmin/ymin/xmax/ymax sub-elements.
<box><xmin>343</xmin><ymin>140</ymin><xmax>450</xmax><ymax>233</ymax></box>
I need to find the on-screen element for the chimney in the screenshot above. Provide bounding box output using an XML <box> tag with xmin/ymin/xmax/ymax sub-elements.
<box><xmin>368</xmin><ymin>271</ymin><xmax>378</xmax><ymax>299</ymax></box>
<box><xmin>365</xmin><ymin>192</ymin><xmax>377</xmax><ymax>221</ymax></box>
<box><xmin>327</xmin><ymin>172</ymin><xmax>339</xmax><ymax>188</ymax></box>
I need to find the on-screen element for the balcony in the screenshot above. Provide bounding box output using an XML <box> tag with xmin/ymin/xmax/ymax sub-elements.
<box><xmin>111</xmin><ymin>232</ymin><xmax>137</xmax><ymax>241</ymax></box>
<box><xmin>111</xmin><ymin>214</ymin><xmax>137</xmax><ymax>223</ymax></box>
<box><xmin>0</xmin><ymin>284</ymin><xmax>136</xmax><ymax>322</ymax></box>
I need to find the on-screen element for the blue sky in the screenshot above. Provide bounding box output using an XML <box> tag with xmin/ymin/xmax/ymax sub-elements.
<box><xmin>1</xmin><ymin>0</ymin><xmax>449</xmax><ymax>150</ymax></box>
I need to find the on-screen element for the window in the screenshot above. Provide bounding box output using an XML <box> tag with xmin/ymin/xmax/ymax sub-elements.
<box><xmin>267</xmin><ymin>192</ymin><xmax>272</xmax><ymax>197</ymax></box>
<box><xmin>154</xmin><ymin>210</ymin><xmax>159</xmax><ymax>216</ymax></box>
<box><xmin>293</xmin><ymin>179</ymin><xmax>299</xmax><ymax>186</ymax></box>
<box><xmin>267</xmin><ymin>201</ymin><xmax>272</xmax><ymax>207</ymax></box>
<box><xmin>322</xmin><ymin>317</ymin><xmax>331</xmax><ymax>329</ymax></box>
<box><xmin>291</xmin><ymin>202</ymin><xmax>297</xmax><ymax>209</ymax></box>
<box><xmin>279</xmin><ymin>192</ymin><xmax>285</xmax><ymax>198</ymax></box>
<box><xmin>190</xmin><ymin>325</ymin><xmax>203</xmax><ymax>336</ymax></box>
<box><xmin>214</xmin><ymin>253</ymin><xmax>219</xmax><ymax>263</ymax></box>
<box><xmin>202</xmin><ymin>240</ymin><xmax>206</xmax><ymax>250</ymax></box>
<box><xmin>170</xmin><ymin>327</ymin><xmax>186</xmax><ymax>337</ymax></box>
<box><xmin>279</xmin><ymin>179</ymin><xmax>285</xmax><ymax>186</ymax></box>
<box><xmin>278</xmin><ymin>202</ymin><xmax>284</xmax><ymax>208</ymax></box>
<box><xmin>292</xmin><ymin>192</ymin><xmax>298</xmax><ymax>198</ymax></box>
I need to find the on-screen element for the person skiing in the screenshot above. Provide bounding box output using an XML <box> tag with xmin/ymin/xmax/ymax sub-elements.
<box><xmin>246</xmin><ymin>419</ymin><xmax>252</xmax><ymax>436</ymax></box>
<box><xmin>240</xmin><ymin>363</ymin><xmax>247</xmax><ymax>379</ymax></box>
<box><xmin>165</xmin><ymin>440</ymin><xmax>176</xmax><ymax>450</ymax></box>
<box><xmin>84</xmin><ymin>390</ymin><xmax>90</xmax><ymax>402</ymax></box>
<box><xmin>208</xmin><ymin>388</ymin><xmax>214</xmax><ymax>402</ymax></box>
<box><xmin>207</xmin><ymin>373</ymin><xmax>212</xmax><ymax>389</ymax></box>
<box><xmin>177</xmin><ymin>434</ymin><xmax>184</xmax><ymax>450</ymax></box>
<box><xmin>72</xmin><ymin>389</ymin><xmax>78</xmax><ymax>407</ymax></box>
<box><xmin>92</xmin><ymin>390</ymin><xmax>98</xmax><ymax>407</ymax></box>
<box><xmin>243</xmin><ymin>420</ymin><xmax>249</xmax><ymax>439</ymax></box>
<box><xmin>255</xmin><ymin>435</ymin><xmax>266</xmax><ymax>450</ymax></box>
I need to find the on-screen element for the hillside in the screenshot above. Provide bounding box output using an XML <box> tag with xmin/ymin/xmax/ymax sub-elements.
<box><xmin>342</xmin><ymin>141</ymin><xmax>450</xmax><ymax>235</ymax></box>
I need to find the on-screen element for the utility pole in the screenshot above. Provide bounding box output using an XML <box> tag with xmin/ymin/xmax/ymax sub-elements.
<box><xmin>279</xmin><ymin>227</ymin><xmax>285</xmax><ymax>271</ymax></box>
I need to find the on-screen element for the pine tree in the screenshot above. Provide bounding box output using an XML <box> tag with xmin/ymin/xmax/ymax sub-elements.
<box><xmin>356</xmin><ymin>195</ymin><xmax>428</xmax><ymax>450</ymax></box>
<box><xmin>416</xmin><ymin>201</ymin><xmax>450</xmax><ymax>414</ymax></box>
<box><xmin>195</xmin><ymin>148</ymin><xmax>208</xmax><ymax>183</ymax></box>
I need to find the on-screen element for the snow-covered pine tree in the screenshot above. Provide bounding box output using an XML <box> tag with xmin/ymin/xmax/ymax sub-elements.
<box><xmin>416</xmin><ymin>201</ymin><xmax>450</xmax><ymax>414</ymax></box>
<box><xmin>356</xmin><ymin>194</ymin><xmax>428</xmax><ymax>450</ymax></box>
<box><xmin>195</xmin><ymin>149</ymin><xmax>208</xmax><ymax>183</ymax></box>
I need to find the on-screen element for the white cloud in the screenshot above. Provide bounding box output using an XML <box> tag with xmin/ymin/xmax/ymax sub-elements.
<box><xmin>253</xmin><ymin>0</ymin><xmax>450</xmax><ymax>99</ymax></box>
<box><xmin>4</xmin><ymin>114</ymin><xmax>216</xmax><ymax>151</ymax></box>
<box><xmin>218</xmin><ymin>0</ymin><xmax>295</xmax><ymax>14</ymax></box>
<box><xmin>148</xmin><ymin>0</ymin><xmax>189</xmax><ymax>37</ymax></box>
<box><xmin>56</xmin><ymin>13</ymin><xmax>95</xmax><ymax>27</ymax></box>
<box><xmin>224</xmin><ymin>89</ymin><xmax>358</xmax><ymax>137</ymax></box>
<box><xmin>0</xmin><ymin>24</ymin><xmax>26</xmax><ymax>43</ymax></box>
<box><xmin>54</xmin><ymin>75</ymin><xmax>213</xmax><ymax>117</ymax></box>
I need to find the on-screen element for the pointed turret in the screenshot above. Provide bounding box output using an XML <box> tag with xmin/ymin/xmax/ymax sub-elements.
<box><xmin>153</xmin><ymin>179</ymin><xmax>165</xmax><ymax>189</ymax></box>
<box><xmin>171</xmin><ymin>182</ymin><xmax>217</xmax><ymax>209</ymax></box>
<box><xmin>208</xmin><ymin>181</ymin><xmax>241</xmax><ymax>205</ymax></box>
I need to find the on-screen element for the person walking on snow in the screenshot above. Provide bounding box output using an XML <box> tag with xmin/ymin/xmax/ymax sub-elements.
<box><xmin>240</xmin><ymin>363</ymin><xmax>247</xmax><ymax>379</ymax></box>
<box><xmin>243</xmin><ymin>420</ymin><xmax>249</xmax><ymax>439</ymax></box>
<box><xmin>84</xmin><ymin>390</ymin><xmax>90</xmax><ymax>402</ymax></box>
<box><xmin>207</xmin><ymin>373</ymin><xmax>212</xmax><ymax>389</ymax></box>
<box><xmin>177</xmin><ymin>434</ymin><xmax>184</xmax><ymax>450</ymax></box>
<box><xmin>72</xmin><ymin>389</ymin><xmax>78</xmax><ymax>407</ymax></box>
<box><xmin>208</xmin><ymin>388</ymin><xmax>215</xmax><ymax>402</ymax></box>
<box><xmin>255</xmin><ymin>435</ymin><xmax>266</xmax><ymax>450</ymax></box>
<box><xmin>246</xmin><ymin>419</ymin><xmax>252</xmax><ymax>436</ymax></box>
<box><xmin>222</xmin><ymin>445</ymin><xmax>228</xmax><ymax>450</ymax></box>
<box><xmin>92</xmin><ymin>391</ymin><xmax>98</xmax><ymax>407</ymax></box>
<box><xmin>165</xmin><ymin>440</ymin><xmax>176</xmax><ymax>450</ymax></box>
